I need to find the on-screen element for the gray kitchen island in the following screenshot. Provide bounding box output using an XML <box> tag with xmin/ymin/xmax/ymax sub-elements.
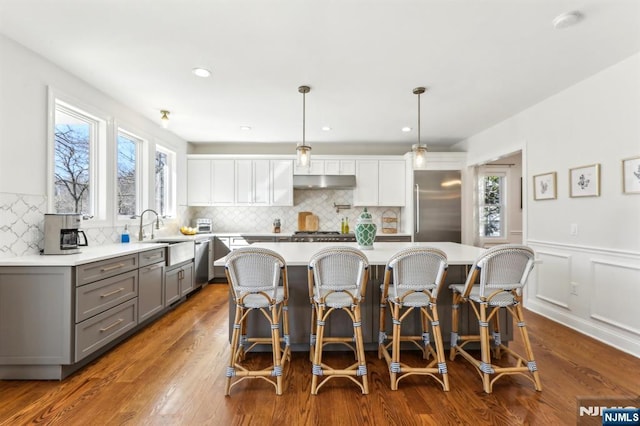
<box><xmin>215</xmin><ymin>242</ymin><xmax>515</xmax><ymax>351</ymax></box>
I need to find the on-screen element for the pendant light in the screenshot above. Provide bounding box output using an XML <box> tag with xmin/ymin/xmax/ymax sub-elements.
<box><xmin>296</xmin><ymin>85</ymin><xmax>312</xmax><ymax>169</ymax></box>
<box><xmin>411</xmin><ymin>87</ymin><xmax>427</xmax><ymax>168</ymax></box>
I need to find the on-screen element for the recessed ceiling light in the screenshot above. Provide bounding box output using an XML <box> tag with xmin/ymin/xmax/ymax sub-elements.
<box><xmin>321</xmin><ymin>126</ymin><xmax>331</xmax><ymax>131</ymax></box>
<box><xmin>402</xmin><ymin>127</ymin><xmax>412</xmax><ymax>132</ymax></box>
<box><xmin>552</xmin><ymin>11</ymin><xmax>583</xmax><ymax>29</ymax></box>
<box><xmin>192</xmin><ymin>67</ymin><xmax>211</xmax><ymax>78</ymax></box>
<box><xmin>240</xmin><ymin>126</ymin><xmax>251</xmax><ymax>131</ymax></box>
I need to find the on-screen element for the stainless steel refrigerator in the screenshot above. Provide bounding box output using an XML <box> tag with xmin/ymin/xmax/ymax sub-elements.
<box><xmin>413</xmin><ymin>170</ymin><xmax>462</xmax><ymax>242</ymax></box>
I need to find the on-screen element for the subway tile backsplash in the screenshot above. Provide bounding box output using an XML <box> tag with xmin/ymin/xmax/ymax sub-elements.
<box><xmin>188</xmin><ymin>189</ymin><xmax>401</xmax><ymax>234</ymax></box>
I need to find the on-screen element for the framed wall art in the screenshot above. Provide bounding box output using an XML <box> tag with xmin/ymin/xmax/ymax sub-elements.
<box><xmin>533</xmin><ymin>172</ymin><xmax>557</xmax><ymax>200</ymax></box>
<box><xmin>622</xmin><ymin>156</ymin><xmax>640</xmax><ymax>194</ymax></box>
<box><xmin>569</xmin><ymin>163</ymin><xmax>600</xmax><ymax>198</ymax></box>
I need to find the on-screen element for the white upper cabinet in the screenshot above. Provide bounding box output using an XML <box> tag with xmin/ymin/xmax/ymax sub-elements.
<box><xmin>353</xmin><ymin>159</ymin><xmax>405</xmax><ymax>207</ymax></box>
<box><xmin>187</xmin><ymin>158</ymin><xmax>235</xmax><ymax>205</ymax></box>
<box><xmin>324</xmin><ymin>159</ymin><xmax>356</xmax><ymax>175</ymax></box>
<box><xmin>353</xmin><ymin>160</ymin><xmax>379</xmax><ymax>206</ymax></box>
<box><xmin>187</xmin><ymin>156</ymin><xmax>293</xmax><ymax>206</ymax></box>
<box><xmin>378</xmin><ymin>160</ymin><xmax>405</xmax><ymax>206</ymax></box>
<box><xmin>187</xmin><ymin>159</ymin><xmax>212</xmax><ymax>205</ymax></box>
<box><xmin>211</xmin><ymin>159</ymin><xmax>235</xmax><ymax>205</ymax></box>
<box><xmin>270</xmin><ymin>159</ymin><xmax>293</xmax><ymax>206</ymax></box>
<box><xmin>235</xmin><ymin>160</ymin><xmax>270</xmax><ymax>205</ymax></box>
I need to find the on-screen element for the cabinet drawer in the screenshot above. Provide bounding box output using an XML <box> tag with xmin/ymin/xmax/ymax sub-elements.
<box><xmin>75</xmin><ymin>270</ymin><xmax>138</xmax><ymax>322</ymax></box>
<box><xmin>139</xmin><ymin>248</ymin><xmax>166</xmax><ymax>268</ymax></box>
<box><xmin>76</xmin><ymin>254</ymin><xmax>138</xmax><ymax>286</ymax></box>
<box><xmin>75</xmin><ymin>298</ymin><xmax>137</xmax><ymax>362</ymax></box>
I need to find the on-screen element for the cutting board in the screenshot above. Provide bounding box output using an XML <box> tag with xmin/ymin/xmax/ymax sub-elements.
<box><xmin>305</xmin><ymin>214</ymin><xmax>319</xmax><ymax>232</ymax></box>
<box><xmin>298</xmin><ymin>212</ymin><xmax>312</xmax><ymax>231</ymax></box>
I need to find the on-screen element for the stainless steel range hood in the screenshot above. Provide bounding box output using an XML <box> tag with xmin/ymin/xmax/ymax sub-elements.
<box><xmin>293</xmin><ymin>174</ymin><xmax>356</xmax><ymax>189</ymax></box>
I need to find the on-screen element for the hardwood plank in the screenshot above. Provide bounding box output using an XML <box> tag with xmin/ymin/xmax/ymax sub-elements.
<box><xmin>0</xmin><ymin>283</ymin><xmax>638</xmax><ymax>425</ymax></box>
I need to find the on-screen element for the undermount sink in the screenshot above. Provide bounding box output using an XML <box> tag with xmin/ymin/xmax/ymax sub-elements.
<box><xmin>143</xmin><ymin>239</ymin><xmax>194</xmax><ymax>266</ymax></box>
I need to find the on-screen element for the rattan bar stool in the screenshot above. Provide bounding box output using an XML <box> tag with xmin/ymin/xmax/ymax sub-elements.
<box><xmin>224</xmin><ymin>247</ymin><xmax>291</xmax><ymax>395</ymax></box>
<box><xmin>449</xmin><ymin>244</ymin><xmax>542</xmax><ymax>393</ymax></box>
<box><xmin>378</xmin><ymin>247</ymin><xmax>450</xmax><ymax>391</ymax></box>
<box><xmin>308</xmin><ymin>246</ymin><xmax>370</xmax><ymax>395</ymax></box>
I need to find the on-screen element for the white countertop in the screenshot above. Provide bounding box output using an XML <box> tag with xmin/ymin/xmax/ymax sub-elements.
<box><xmin>214</xmin><ymin>241</ymin><xmax>484</xmax><ymax>267</ymax></box>
<box><xmin>0</xmin><ymin>243</ymin><xmax>169</xmax><ymax>267</ymax></box>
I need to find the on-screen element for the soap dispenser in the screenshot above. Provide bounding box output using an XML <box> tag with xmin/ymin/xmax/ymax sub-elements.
<box><xmin>121</xmin><ymin>224</ymin><xmax>130</xmax><ymax>243</ymax></box>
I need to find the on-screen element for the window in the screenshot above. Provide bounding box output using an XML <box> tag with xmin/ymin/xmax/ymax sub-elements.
<box><xmin>116</xmin><ymin>130</ymin><xmax>143</xmax><ymax>218</ymax></box>
<box><xmin>155</xmin><ymin>145</ymin><xmax>176</xmax><ymax>217</ymax></box>
<box><xmin>479</xmin><ymin>172</ymin><xmax>506</xmax><ymax>238</ymax></box>
<box><xmin>53</xmin><ymin>100</ymin><xmax>106</xmax><ymax>218</ymax></box>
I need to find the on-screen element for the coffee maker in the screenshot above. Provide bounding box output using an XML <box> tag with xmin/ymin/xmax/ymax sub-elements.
<box><xmin>43</xmin><ymin>213</ymin><xmax>88</xmax><ymax>255</ymax></box>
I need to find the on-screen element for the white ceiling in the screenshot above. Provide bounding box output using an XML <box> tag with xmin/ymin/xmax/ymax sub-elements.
<box><xmin>1</xmin><ymin>0</ymin><xmax>639</xmax><ymax>148</ymax></box>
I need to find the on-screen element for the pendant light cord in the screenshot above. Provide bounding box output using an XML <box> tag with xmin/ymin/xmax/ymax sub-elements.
<box><xmin>417</xmin><ymin>91</ymin><xmax>421</xmax><ymax>148</ymax></box>
<box><xmin>302</xmin><ymin>89</ymin><xmax>306</xmax><ymax>146</ymax></box>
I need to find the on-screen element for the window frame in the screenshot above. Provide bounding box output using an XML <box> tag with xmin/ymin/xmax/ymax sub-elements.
<box><xmin>48</xmin><ymin>89</ymin><xmax>110</xmax><ymax>226</ymax></box>
<box><xmin>478</xmin><ymin>169</ymin><xmax>507</xmax><ymax>240</ymax></box>
<box><xmin>154</xmin><ymin>144</ymin><xmax>177</xmax><ymax>218</ymax></box>
<box><xmin>115</xmin><ymin>128</ymin><xmax>147</xmax><ymax>221</ymax></box>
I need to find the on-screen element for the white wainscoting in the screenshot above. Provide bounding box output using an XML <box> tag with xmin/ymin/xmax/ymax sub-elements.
<box><xmin>526</xmin><ymin>240</ymin><xmax>640</xmax><ymax>358</ymax></box>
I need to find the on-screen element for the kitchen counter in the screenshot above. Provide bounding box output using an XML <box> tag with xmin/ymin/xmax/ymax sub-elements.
<box><xmin>214</xmin><ymin>241</ymin><xmax>483</xmax><ymax>266</ymax></box>
<box><xmin>0</xmin><ymin>242</ymin><xmax>168</xmax><ymax>267</ymax></box>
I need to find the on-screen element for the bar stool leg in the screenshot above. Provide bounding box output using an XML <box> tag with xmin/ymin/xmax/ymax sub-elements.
<box><xmin>225</xmin><ymin>304</ymin><xmax>243</xmax><ymax>396</ymax></box>
<box><xmin>310</xmin><ymin>304</ymin><xmax>326</xmax><ymax>395</ymax></box>
<box><xmin>353</xmin><ymin>304</ymin><xmax>369</xmax><ymax>394</ymax></box>
<box><xmin>449</xmin><ymin>292</ymin><xmax>461</xmax><ymax>361</ymax></box>
<box><xmin>429</xmin><ymin>302</ymin><xmax>450</xmax><ymax>391</ymax></box>
<box><xmin>389</xmin><ymin>303</ymin><xmax>401</xmax><ymax>390</ymax></box>
<box><xmin>269</xmin><ymin>305</ymin><xmax>284</xmax><ymax>395</ymax></box>
<box><xmin>378</xmin><ymin>295</ymin><xmax>387</xmax><ymax>360</ymax></box>
<box><xmin>479</xmin><ymin>301</ymin><xmax>493</xmax><ymax>393</ymax></box>
<box><xmin>513</xmin><ymin>304</ymin><xmax>543</xmax><ymax>391</ymax></box>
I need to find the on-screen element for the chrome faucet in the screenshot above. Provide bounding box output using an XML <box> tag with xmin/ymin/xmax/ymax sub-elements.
<box><xmin>138</xmin><ymin>209</ymin><xmax>161</xmax><ymax>241</ymax></box>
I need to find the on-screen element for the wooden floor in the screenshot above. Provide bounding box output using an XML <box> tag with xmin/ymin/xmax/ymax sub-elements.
<box><xmin>1</xmin><ymin>283</ymin><xmax>638</xmax><ymax>425</ymax></box>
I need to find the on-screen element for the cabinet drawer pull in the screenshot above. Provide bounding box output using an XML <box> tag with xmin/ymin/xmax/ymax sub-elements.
<box><xmin>100</xmin><ymin>287</ymin><xmax>124</xmax><ymax>298</ymax></box>
<box><xmin>144</xmin><ymin>253</ymin><xmax>162</xmax><ymax>260</ymax></box>
<box><xmin>146</xmin><ymin>264</ymin><xmax>162</xmax><ymax>271</ymax></box>
<box><xmin>99</xmin><ymin>318</ymin><xmax>124</xmax><ymax>332</ymax></box>
<box><xmin>100</xmin><ymin>263</ymin><xmax>126</xmax><ymax>272</ymax></box>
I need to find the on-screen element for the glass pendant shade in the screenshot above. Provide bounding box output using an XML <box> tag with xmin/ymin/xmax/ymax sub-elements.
<box><xmin>296</xmin><ymin>144</ymin><xmax>311</xmax><ymax>168</ymax></box>
<box><xmin>412</xmin><ymin>144</ymin><xmax>427</xmax><ymax>167</ymax></box>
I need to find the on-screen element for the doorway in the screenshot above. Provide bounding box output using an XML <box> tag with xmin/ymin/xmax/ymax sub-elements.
<box><xmin>475</xmin><ymin>152</ymin><xmax>523</xmax><ymax>248</ymax></box>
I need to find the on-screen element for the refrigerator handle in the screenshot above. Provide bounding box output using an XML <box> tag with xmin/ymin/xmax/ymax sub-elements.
<box><xmin>414</xmin><ymin>183</ymin><xmax>420</xmax><ymax>233</ymax></box>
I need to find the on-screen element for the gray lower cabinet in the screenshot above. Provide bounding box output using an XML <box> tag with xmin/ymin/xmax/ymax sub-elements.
<box><xmin>138</xmin><ymin>261</ymin><xmax>165</xmax><ymax>323</ymax></box>
<box><xmin>165</xmin><ymin>260</ymin><xmax>195</xmax><ymax>305</ymax></box>
<box><xmin>0</xmin><ymin>247</ymin><xmax>185</xmax><ymax>380</ymax></box>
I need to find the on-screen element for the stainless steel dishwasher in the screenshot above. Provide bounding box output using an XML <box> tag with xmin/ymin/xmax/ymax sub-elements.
<box><xmin>194</xmin><ymin>237</ymin><xmax>210</xmax><ymax>288</ymax></box>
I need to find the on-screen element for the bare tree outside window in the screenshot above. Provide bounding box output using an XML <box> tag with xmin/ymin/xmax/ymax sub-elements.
<box><xmin>479</xmin><ymin>175</ymin><xmax>503</xmax><ymax>237</ymax></box>
<box><xmin>54</xmin><ymin>124</ymin><xmax>90</xmax><ymax>214</ymax></box>
<box><xmin>117</xmin><ymin>133</ymin><xmax>138</xmax><ymax>216</ymax></box>
<box><xmin>155</xmin><ymin>150</ymin><xmax>167</xmax><ymax>216</ymax></box>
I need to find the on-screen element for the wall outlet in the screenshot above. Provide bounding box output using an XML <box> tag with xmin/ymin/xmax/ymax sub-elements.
<box><xmin>570</xmin><ymin>282</ymin><xmax>579</xmax><ymax>295</ymax></box>
<box><xmin>570</xmin><ymin>223</ymin><xmax>578</xmax><ymax>236</ymax></box>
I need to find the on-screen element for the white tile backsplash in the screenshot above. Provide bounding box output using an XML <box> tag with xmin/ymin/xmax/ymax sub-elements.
<box><xmin>0</xmin><ymin>192</ymin><xmax>46</xmax><ymax>258</ymax></box>
<box><xmin>0</xmin><ymin>192</ymin><xmax>189</xmax><ymax>258</ymax></box>
<box><xmin>189</xmin><ymin>189</ymin><xmax>401</xmax><ymax>234</ymax></box>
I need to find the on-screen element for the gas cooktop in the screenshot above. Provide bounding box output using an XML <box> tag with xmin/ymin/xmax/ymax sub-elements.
<box><xmin>294</xmin><ymin>231</ymin><xmax>340</xmax><ymax>235</ymax></box>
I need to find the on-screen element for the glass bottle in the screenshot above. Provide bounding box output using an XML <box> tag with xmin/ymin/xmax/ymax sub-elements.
<box><xmin>344</xmin><ymin>217</ymin><xmax>349</xmax><ymax>234</ymax></box>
